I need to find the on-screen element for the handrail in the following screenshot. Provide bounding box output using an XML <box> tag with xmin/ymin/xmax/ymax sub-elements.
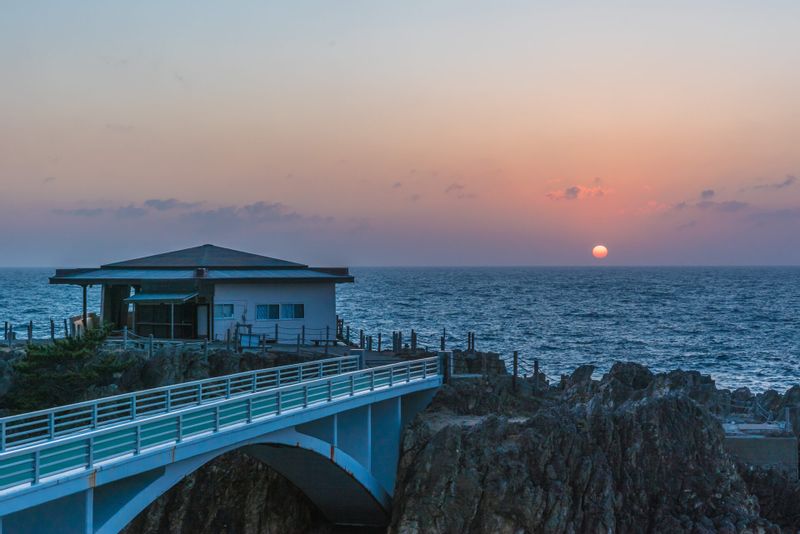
<box><xmin>0</xmin><ymin>356</ymin><xmax>359</xmax><ymax>453</ymax></box>
<box><xmin>0</xmin><ymin>357</ymin><xmax>440</xmax><ymax>493</ymax></box>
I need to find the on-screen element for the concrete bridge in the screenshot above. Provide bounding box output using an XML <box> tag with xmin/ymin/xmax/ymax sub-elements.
<box><xmin>0</xmin><ymin>355</ymin><xmax>442</xmax><ymax>533</ymax></box>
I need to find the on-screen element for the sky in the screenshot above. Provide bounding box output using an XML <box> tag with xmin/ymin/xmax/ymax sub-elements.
<box><xmin>1</xmin><ymin>1</ymin><xmax>799</xmax><ymax>267</ymax></box>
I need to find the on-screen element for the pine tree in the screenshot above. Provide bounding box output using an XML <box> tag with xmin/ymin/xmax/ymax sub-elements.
<box><xmin>9</xmin><ymin>327</ymin><xmax>132</xmax><ymax>410</ymax></box>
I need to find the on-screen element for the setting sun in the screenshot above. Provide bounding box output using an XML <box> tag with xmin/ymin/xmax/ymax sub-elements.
<box><xmin>592</xmin><ymin>245</ymin><xmax>608</xmax><ymax>259</ymax></box>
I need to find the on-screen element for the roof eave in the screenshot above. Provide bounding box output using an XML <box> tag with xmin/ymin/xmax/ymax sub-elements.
<box><xmin>49</xmin><ymin>275</ymin><xmax>354</xmax><ymax>285</ymax></box>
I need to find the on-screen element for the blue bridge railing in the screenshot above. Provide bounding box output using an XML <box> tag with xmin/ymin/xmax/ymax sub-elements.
<box><xmin>0</xmin><ymin>356</ymin><xmax>440</xmax><ymax>493</ymax></box>
<box><xmin>0</xmin><ymin>356</ymin><xmax>360</xmax><ymax>453</ymax></box>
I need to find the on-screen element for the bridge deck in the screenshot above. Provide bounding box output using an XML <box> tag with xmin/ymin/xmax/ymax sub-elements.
<box><xmin>0</xmin><ymin>356</ymin><xmax>440</xmax><ymax>497</ymax></box>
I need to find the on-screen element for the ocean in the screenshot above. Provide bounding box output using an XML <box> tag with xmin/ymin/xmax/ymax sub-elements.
<box><xmin>1</xmin><ymin>267</ymin><xmax>798</xmax><ymax>392</ymax></box>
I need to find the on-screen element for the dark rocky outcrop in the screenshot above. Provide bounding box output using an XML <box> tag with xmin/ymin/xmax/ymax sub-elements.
<box><xmin>389</xmin><ymin>362</ymin><xmax>800</xmax><ymax>533</ymax></box>
<box><xmin>738</xmin><ymin>464</ymin><xmax>800</xmax><ymax>532</ymax></box>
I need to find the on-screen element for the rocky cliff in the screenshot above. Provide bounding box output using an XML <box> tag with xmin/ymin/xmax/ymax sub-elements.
<box><xmin>390</xmin><ymin>363</ymin><xmax>800</xmax><ymax>533</ymax></box>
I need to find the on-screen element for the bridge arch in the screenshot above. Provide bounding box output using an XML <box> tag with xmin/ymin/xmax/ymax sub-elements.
<box><xmin>95</xmin><ymin>428</ymin><xmax>390</xmax><ymax>533</ymax></box>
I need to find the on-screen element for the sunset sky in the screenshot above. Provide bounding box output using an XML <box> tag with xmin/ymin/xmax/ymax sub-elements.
<box><xmin>2</xmin><ymin>1</ymin><xmax>799</xmax><ymax>266</ymax></box>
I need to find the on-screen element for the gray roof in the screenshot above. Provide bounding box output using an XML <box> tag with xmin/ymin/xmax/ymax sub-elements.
<box><xmin>50</xmin><ymin>268</ymin><xmax>353</xmax><ymax>285</ymax></box>
<box><xmin>102</xmin><ymin>244</ymin><xmax>306</xmax><ymax>270</ymax></box>
<box><xmin>51</xmin><ymin>244</ymin><xmax>353</xmax><ymax>285</ymax></box>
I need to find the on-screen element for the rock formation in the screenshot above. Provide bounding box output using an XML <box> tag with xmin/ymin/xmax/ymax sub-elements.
<box><xmin>390</xmin><ymin>362</ymin><xmax>800</xmax><ymax>533</ymax></box>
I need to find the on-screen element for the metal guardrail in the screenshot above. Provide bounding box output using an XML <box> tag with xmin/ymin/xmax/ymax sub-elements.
<box><xmin>0</xmin><ymin>357</ymin><xmax>439</xmax><ymax>492</ymax></box>
<box><xmin>0</xmin><ymin>356</ymin><xmax>360</xmax><ymax>454</ymax></box>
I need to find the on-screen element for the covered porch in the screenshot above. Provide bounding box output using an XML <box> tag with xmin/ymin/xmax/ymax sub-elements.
<box><xmin>126</xmin><ymin>292</ymin><xmax>208</xmax><ymax>340</ymax></box>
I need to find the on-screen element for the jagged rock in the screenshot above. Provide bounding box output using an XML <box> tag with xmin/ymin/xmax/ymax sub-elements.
<box><xmin>732</xmin><ymin>387</ymin><xmax>754</xmax><ymax>403</ymax></box>
<box><xmin>390</xmin><ymin>368</ymin><xmax>782</xmax><ymax>534</ymax></box>
<box><xmin>569</xmin><ymin>364</ymin><xmax>596</xmax><ymax>385</ymax></box>
<box><xmin>738</xmin><ymin>464</ymin><xmax>800</xmax><ymax>531</ymax></box>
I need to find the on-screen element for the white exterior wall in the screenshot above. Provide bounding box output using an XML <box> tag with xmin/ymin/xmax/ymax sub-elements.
<box><xmin>212</xmin><ymin>282</ymin><xmax>336</xmax><ymax>343</ymax></box>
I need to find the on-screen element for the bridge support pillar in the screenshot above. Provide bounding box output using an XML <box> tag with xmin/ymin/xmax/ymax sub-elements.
<box><xmin>337</xmin><ymin>405</ymin><xmax>371</xmax><ymax>468</ymax></box>
<box><xmin>371</xmin><ymin>397</ymin><xmax>402</xmax><ymax>493</ymax></box>
<box><xmin>2</xmin><ymin>489</ymin><xmax>90</xmax><ymax>533</ymax></box>
<box><xmin>84</xmin><ymin>488</ymin><xmax>94</xmax><ymax>534</ymax></box>
<box><xmin>296</xmin><ymin>415</ymin><xmax>337</xmax><ymax>446</ymax></box>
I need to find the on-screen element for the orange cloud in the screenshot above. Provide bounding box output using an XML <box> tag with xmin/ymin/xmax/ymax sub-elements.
<box><xmin>546</xmin><ymin>184</ymin><xmax>607</xmax><ymax>201</ymax></box>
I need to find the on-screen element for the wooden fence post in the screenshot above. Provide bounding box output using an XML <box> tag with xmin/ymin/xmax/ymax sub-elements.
<box><xmin>64</xmin><ymin>319</ymin><xmax>69</xmax><ymax>339</ymax></box>
<box><xmin>296</xmin><ymin>334</ymin><xmax>301</xmax><ymax>356</ymax></box>
<box><xmin>50</xmin><ymin>319</ymin><xmax>55</xmax><ymax>341</ymax></box>
<box><xmin>148</xmin><ymin>334</ymin><xmax>154</xmax><ymax>358</ymax></box>
<box><xmin>226</xmin><ymin>330</ymin><xmax>231</xmax><ymax>351</ymax></box>
<box><xmin>534</xmin><ymin>359</ymin><xmax>539</xmax><ymax>392</ymax></box>
<box><xmin>28</xmin><ymin>321</ymin><xmax>33</xmax><ymax>345</ymax></box>
<box><xmin>411</xmin><ymin>330</ymin><xmax>417</xmax><ymax>352</ymax></box>
<box><xmin>275</xmin><ymin>323</ymin><xmax>279</xmax><ymax>344</ymax></box>
<box><xmin>512</xmin><ymin>351</ymin><xmax>518</xmax><ymax>391</ymax></box>
<box><xmin>122</xmin><ymin>326</ymin><xmax>128</xmax><ymax>349</ymax></box>
<box><xmin>346</xmin><ymin>326</ymin><xmax>350</xmax><ymax>345</ymax></box>
<box><xmin>301</xmin><ymin>325</ymin><xmax>306</xmax><ymax>345</ymax></box>
<box><xmin>359</xmin><ymin>329</ymin><xmax>364</xmax><ymax>349</ymax></box>
<box><xmin>377</xmin><ymin>332</ymin><xmax>382</xmax><ymax>352</ymax></box>
<box><xmin>204</xmin><ymin>338</ymin><xmax>209</xmax><ymax>358</ymax></box>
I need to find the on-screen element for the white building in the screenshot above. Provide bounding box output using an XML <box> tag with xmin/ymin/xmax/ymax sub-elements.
<box><xmin>50</xmin><ymin>244</ymin><xmax>353</xmax><ymax>342</ymax></box>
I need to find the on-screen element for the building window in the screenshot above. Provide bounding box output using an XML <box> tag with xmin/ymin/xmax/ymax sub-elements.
<box><xmin>280</xmin><ymin>303</ymin><xmax>304</xmax><ymax>319</ymax></box>
<box><xmin>255</xmin><ymin>303</ymin><xmax>304</xmax><ymax>320</ymax></box>
<box><xmin>256</xmin><ymin>304</ymin><xmax>280</xmax><ymax>320</ymax></box>
<box><xmin>214</xmin><ymin>304</ymin><xmax>234</xmax><ymax>319</ymax></box>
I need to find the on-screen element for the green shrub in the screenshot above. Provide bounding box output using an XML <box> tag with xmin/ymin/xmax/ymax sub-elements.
<box><xmin>9</xmin><ymin>326</ymin><xmax>131</xmax><ymax>410</ymax></box>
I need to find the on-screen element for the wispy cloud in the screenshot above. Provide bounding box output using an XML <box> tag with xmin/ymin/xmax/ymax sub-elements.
<box><xmin>182</xmin><ymin>201</ymin><xmax>332</xmax><ymax>227</ymax></box>
<box><xmin>42</xmin><ymin>176</ymin><xmax>56</xmax><ymax>185</ymax></box>
<box><xmin>696</xmin><ymin>200</ymin><xmax>749</xmax><ymax>213</ymax></box>
<box><xmin>672</xmin><ymin>193</ymin><xmax>748</xmax><ymax>213</ymax></box>
<box><xmin>445</xmin><ymin>182</ymin><xmax>475</xmax><ymax>199</ymax></box>
<box><xmin>53</xmin><ymin>208</ymin><xmax>104</xmax><ymax>217</ymax></box>
<box><xmin>115</xmin><ymin>205</ymin><xmax>147</xmax><ymax>218</ymax></box>
<box><xmin>445</xmin><ymin>182</ymin><xmax>465</xmax><ymax>194</ymax></box>
<box><xmin>742</xmin><ymin>175</ymin><xmax>797</xmax><ymax>192</ymax></box>
<box><xmin>546</xmin><ymin>184</ymin><xmax>606</xmax><ymax>201</ymax></box>
<box><xmin>144</xmin><ymin>198</ymin><xmax>201</xmax><ymax>211</ymax></box>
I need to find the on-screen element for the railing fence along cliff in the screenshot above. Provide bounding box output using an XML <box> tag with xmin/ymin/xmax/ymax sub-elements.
<box><xmin>0</xmin><ymin>356</ymin><xmax>439</xmax><ymax>493</ymax></box>
<box><xmin>0</xmin><ymin>356</ymin><xmax>359</xmax><ymax>454</ymax></box>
